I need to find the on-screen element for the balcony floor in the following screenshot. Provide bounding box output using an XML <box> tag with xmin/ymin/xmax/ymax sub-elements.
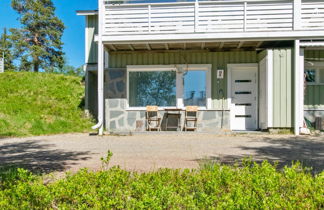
<box><xmin>105</xmin><ymin>40</ymin><xmax>292</xmax><ymax>52</ymax></box>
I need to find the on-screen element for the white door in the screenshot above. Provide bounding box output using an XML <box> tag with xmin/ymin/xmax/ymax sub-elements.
<box><xmin>230</xmin><ymin>66</ymin><xmax>258</xmax><ymax>130</ymax></box>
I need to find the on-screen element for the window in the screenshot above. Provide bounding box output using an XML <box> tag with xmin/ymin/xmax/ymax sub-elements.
<box><xmin>305</xmin><ymin>67</ymin><xmax>324</xmax><ymax>85</ymax></box>
<box><xmin>183</xmin><ymin>71</ymin><xmax>206</xmax><ymax>107</ymax></box>
<box><xmin>129</xmin><ymin>71</ymin><xmax>176</xmax><ymax>107</ymax></box>
<box><xmin>127</xmin><ymin>65</ymin><xmax>211</xmax><ymax>109</ymax></box>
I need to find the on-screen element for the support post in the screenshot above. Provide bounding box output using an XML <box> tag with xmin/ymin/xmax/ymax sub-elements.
<box><xmin>294</xmin><ymin>40</ymin><xmax>301</xmax><ymax>135</ymax></box>
<box><xmin>97</xmin><ymin>41</ymin><xmax>104</xmax><ymax>136</ymax></box>
<box><xmin>267</xmin><ymin>49</ymin><xmax>273</xmax><ymax>128</ymax></box>
<box><xmin>92</xmin><ymin>0</ymin><xmax>105</xmax><ymax>135</ymax></box>
<box><xmin>299</xmin><ymin>48</ymin><xmax>304</xmax><ymax>128</ymax></box>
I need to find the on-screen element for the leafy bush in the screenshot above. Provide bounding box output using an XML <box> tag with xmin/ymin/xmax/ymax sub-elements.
<box><xmin>0</xmin><ymin>161</ymin><xmax>323</xmax><ymax>209</ymax></box>
<box><xmin>0</xmin><ymin>72</ymin><xmax>93</xmax><ymax>137</ymax></box>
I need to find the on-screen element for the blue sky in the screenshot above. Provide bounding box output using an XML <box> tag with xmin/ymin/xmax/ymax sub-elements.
<box><xmin>0</xmin><ymin>0</ymin><xmax>98</xmax><ymax>68</ymax></box>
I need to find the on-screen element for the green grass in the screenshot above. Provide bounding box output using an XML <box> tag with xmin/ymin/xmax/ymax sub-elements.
<box><xmin>0</xmin><ymin>161</ymin><xmax>323</xmax><ymax>209</ymax></box>
<box><xmin>0</xmin><ymin>72</ymin><xmax>93</xmax><ymax>137</ymax></box>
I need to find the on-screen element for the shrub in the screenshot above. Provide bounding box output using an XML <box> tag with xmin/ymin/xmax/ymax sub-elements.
<box><xmin>0</xmin><ymin>161</ymin><xmax>323</xmax><ymax>209</ymax></box>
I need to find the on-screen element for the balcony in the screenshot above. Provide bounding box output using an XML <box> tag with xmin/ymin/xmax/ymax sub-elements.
<box><xmin>101</xmin><ymin>0</ymin><xmax>324</xmax><ymax>43</ymax></box>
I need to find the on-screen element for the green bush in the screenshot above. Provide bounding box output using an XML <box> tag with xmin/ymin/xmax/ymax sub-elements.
<box><xmin>0</xmin><ymin>72</ymin><xmax>93</xmax><ymax>137</ymax></box>
<box><xmin>0</xmin><ymin>161</ymin><xmax>323</xmax><ymax>209</ymax></box>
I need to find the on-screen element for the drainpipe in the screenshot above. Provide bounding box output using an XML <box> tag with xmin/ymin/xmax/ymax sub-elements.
<box><xmin>92</xmin><ymin>0</ymin><xmax>105</xmax><ymax>135</ymax></box>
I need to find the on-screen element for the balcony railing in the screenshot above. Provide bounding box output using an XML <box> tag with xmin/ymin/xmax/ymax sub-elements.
<box><xmin>103</xmin><ymin>0</ymin><xmax>324</xmax><ymax>36</ymax></box>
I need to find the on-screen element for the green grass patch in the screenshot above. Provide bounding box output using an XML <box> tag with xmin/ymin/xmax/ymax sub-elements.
<box><xmin>0</xmin><ymin>161</ymin><xmax>323</xmax><ymax>209</ymax></box>
<box><xmin>0</xmin><ymin>72</ymin><xmax>93</xmax><ymax>137</ymax></box>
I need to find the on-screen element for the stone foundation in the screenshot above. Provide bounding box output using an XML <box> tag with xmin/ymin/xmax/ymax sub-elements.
<box><xmin>105</xmin><ymin>99</ymin><xmax>230</xmax><ymax>133</ymax></box>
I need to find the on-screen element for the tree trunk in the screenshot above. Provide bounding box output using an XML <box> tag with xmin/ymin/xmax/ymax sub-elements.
<box><xmin>33</xmin><ymin>63</ymin><xmax>39</xmax><ymax>72</ymax></box>
<box><xmin>33</xmin><ymin>57</ymin><xmax>39</xmax><ymax>72</ymax></box>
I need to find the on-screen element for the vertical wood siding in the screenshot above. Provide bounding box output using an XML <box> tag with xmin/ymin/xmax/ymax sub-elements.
<box><xmin>86</xmin><ymin>15</ymin><xmax>98</xmax><ymax>64</ymax></box>
<box><xmin>272</xmin><ymin>49</ymin><xmax>293</xmax><ymax>128</ymax></box>
<box><xmin>305</xmin><ymin>50</ymin><xmax>324</xmax><ymax>61</ymax></box>
<box><xmin>109</xmin><ymin>51</ymin><xmax>257</xmax><ymax>109</ymax></box>
<box><xmin>304</xmin><ymin>50</ymin><xmax>324</xmax><ymax>108</ymax></box>
<box><xmin>305</xmin><ymin>86</ymin><xmax>324</xmax><ymax>107</ymax></box>
<box><xmin>258</xmin><ymin>50</ymin><xmax>267</xmax><ymax>62</ymax></box>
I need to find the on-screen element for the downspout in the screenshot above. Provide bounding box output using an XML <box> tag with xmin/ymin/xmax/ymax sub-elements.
<box><xmin>92</xmin><ymin>0</ymin><xmax>105</xmax><ymax>135</ymax></box>
<box><xmin>92</xmin><ymin>119</ymin><xmax>103</xmax><ymax>130</ymax></box>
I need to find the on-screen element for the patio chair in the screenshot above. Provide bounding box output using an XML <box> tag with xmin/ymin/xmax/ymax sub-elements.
<box><xmin>146</xmin><ymin>106</ymin><xmax>161</xmax><ymax>131</ymax></box>
<box><xmin>184</xmin><ymin>106</ymin><xmax>198</xmax><ymax>131</ymax></box>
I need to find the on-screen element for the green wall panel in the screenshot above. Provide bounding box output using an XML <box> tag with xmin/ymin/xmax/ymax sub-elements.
<box><xmin>109</xmin><ymin>51</ymin><xmax>258</xmax><ymax>109</ymax></box>
<box><xmin>258</xmin><ymin>50</ymin><xmax>267</xmax><ymax>62</ymax></box>
<box><xmin>305</xmin><ymin>85</ymin><xmax>324</xmax><ymax>107</ymax></box>
<box><xmin>304</xmin><ymin>50</ymin><xmax>324</xmax><ymax>108</ymax></box>
<box><xmin>86</xmin><ymin>15</ymin><xmax>98</xmax><ymax>64</ymax></box>
<box><xmin>272</xmin><ymin>49</ymin><xmax>293</xmax><ymax>128</ymax></box>
<box><xmin>305</xmin><ymin>50</ymin><xmax>324</xmax><ymax>61</ymax></box>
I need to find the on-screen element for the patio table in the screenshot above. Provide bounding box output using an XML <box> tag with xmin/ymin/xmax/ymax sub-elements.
<box><xmin>164</xmin><ymin>108</ymin><xmax>182</xmax><ymax>131</ymax></box>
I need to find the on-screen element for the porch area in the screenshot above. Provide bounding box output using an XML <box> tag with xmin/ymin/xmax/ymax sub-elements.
<box><xmin>99</xmin><ymin>42</ymin><xmax>292</xmax><ymax>133</ymax></box>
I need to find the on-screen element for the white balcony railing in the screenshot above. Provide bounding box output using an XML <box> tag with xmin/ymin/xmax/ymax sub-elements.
<box><xmin>103</xmin><ymin>0</ymin><xmax>324</xmax><ymax>37</ymax></box>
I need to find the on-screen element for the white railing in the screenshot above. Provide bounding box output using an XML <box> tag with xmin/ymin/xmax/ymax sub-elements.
<box><xmin>103</xmin><ymin>0</ymin><xmax>324</xmax><ymax>36</ymax></box>
<box><xmin>301</xmin><ymin>0</ymin><xmax>324</xmax><ymax>29</ymax></box>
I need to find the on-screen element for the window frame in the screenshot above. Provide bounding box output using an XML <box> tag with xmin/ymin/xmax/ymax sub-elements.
<box><xmin>305</xmin><ymin>62</ymin><xmax>324</xmax><ymax>85</ymax></box>
<box><xmin>126</xmin><ymin>64</ymin><xmax>212</xmax><ymax>110</ymax></box>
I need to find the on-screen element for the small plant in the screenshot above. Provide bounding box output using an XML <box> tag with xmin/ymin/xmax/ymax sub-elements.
<box><xmin>100</xmin><ymin>150</ymin><xmax>113</xmax><ymax>170</ymax></box>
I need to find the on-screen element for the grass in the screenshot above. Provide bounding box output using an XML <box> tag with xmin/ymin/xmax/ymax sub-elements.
<box><xmin>0</xmin><ymin>72</ymin><xmax>93</xmax><ymax>137</ymax></box>
<box><xmin>0</xmin><ymin>160</ymin><xmax>323</xmax><ymax>209</ymax></box>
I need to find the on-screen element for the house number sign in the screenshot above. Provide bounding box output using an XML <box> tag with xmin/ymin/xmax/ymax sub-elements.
<box><xmin>217</xmin><ymin>69</ymin><xmax>224</xmax><ymax>79</ymax></box>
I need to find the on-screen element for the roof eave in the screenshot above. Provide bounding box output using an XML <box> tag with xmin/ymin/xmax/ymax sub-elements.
<box><xmin>76</xmin><ymin>10</ymin><xmax>98</xmax><ymax>16</ymax></box>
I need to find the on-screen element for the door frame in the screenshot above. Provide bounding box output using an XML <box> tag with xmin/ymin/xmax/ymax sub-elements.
<box><xmin>227</xmin><ymin>63</ymin><xmax>259</xmax><ymax>130</ymax></box>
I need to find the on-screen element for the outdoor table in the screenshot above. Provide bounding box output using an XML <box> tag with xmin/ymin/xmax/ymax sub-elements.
<box><xmin>164</xmin><ymin>108</ymin><xmax>182</xmax><ymax>131</ymax></box>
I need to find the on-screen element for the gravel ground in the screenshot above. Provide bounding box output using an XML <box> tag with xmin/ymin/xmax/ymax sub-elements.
<box><xmin>0</xmin><ymin>133</ymin><xmax>323</xmax><ymax>174</ymax></box>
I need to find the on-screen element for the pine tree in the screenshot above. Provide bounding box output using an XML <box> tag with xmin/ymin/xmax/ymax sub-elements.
<box><xmin>0</xmin><ymin>28</ymin><xmax>16</xmax><ymax>71</ymax></box>
<box><xmin>10</xmin><ymin>0</ymin><xmax>65</xmax><ymax>72</ymax></box>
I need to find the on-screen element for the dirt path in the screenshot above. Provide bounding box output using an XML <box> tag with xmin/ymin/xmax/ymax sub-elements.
<box><xmin>1</xmin><ymin>133</ymin><xmax>323</xmax><ymax>174</ymax></box>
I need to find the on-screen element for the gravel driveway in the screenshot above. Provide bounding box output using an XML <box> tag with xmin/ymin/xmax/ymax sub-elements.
<box><xmin>0</xmin><ymin>133</ymin><xmax>323</xmax><ymax>174</ymax></box>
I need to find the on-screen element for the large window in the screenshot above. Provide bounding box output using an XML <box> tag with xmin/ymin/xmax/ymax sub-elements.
<box><xmin>129</xmin><ymin>71</ymin><xmax>176</xmax><ymax>107</ymax></box>
<box><xmin>127</xmin><ymin>65</ymin><xmax>211</xmax><ymax>109</ymax></box>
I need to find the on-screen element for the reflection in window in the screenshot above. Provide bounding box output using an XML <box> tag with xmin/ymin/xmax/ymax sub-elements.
<box><xmin>183</xmin><ymin>70</ymin><xmax>206</xmax><ymax>106</ymax></box>
<box><xmin>305</xmin><ymin>69</ymin><xmax>316</xmax><ymax>83</ymax></box>
<box><xmin>320</xmin><ymin>69</ymin><xmax>324</xmax><ymax>83</ymax></box>
<box><xmin>129</xmin><ymin>71</ymin><xmax>176</xmax><ymax>107</ymax></box>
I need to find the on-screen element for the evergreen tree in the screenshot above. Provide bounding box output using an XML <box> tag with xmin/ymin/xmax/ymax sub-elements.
<box><xmin>57</xmin><ymin>65</ymin><xmax>85</xmax><ymax>77</ymax></box>
<box><xmin>0</xmin><ymin>28</ymin><xmax>15</xmax><ymax>71</ymax></box>
<box><xmin>10</xmin><ymin>0</ymin><xmax>65</xmax><ymax>72</ymax></box>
